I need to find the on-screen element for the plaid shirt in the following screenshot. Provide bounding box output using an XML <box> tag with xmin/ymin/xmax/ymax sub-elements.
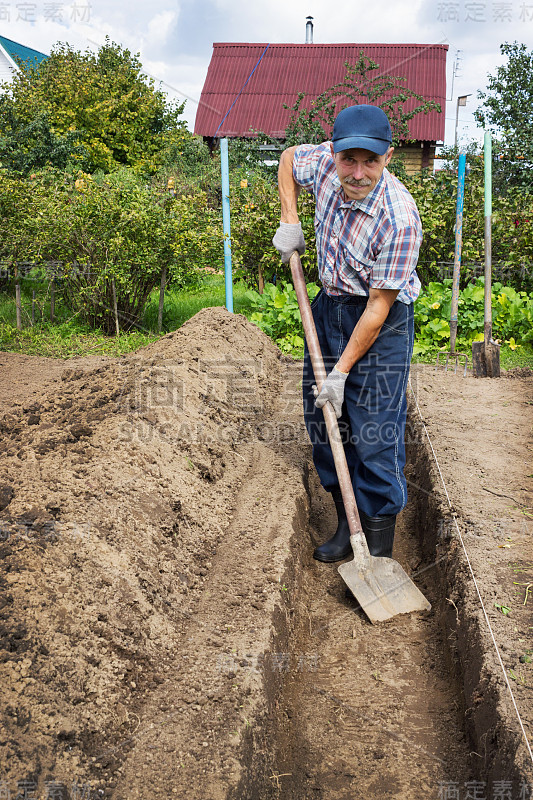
<box><xmin>293</xmin><ymin>143</ymin><xmax>422</xmax><ymax>304</ymax></box>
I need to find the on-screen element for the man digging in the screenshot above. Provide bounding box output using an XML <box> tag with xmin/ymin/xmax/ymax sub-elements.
<box><xmin>273</xmin><ymin>105</ymin><xmax>422</xmax><ymax>563</ymax></box>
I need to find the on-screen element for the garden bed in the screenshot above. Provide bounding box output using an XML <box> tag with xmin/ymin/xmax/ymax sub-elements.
<box><xmin>0</xmin><ymin>310</ymin><xmax>531</xmax><ymax>799</ymax></box>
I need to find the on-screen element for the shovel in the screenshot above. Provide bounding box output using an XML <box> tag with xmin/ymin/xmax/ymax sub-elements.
<box><xmin>289</xmin><ymin>252</ymin><xmax>431</xmax><ymax>624</ymax></box>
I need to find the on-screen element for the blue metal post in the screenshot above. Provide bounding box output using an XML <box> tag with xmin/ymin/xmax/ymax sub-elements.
<box><xmin>450</xmin><ymin>152</ymin><xmax>466</xmax><ymax>353</ymax></box>
<box><xmin>220</xmin><ymin>138</ymin><xmax>233</xmax><ymax>313</ymax></box>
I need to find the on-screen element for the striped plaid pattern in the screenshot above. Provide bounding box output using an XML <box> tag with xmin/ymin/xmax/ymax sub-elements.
<box><xmin>293</xmin><ymin>143</ymin><xmax>422</xmax><ymax>304</ymax></box>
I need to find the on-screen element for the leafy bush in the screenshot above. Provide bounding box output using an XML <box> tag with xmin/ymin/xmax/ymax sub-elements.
<box><xmin>413</xmin><ymin>277</ymin><xmax>533</xmax><ymax>355</ymax></box>
<box><xmin>245</xmin><ymin>281</ymin><xmax>320</xmax><ymax>355</ymax></box>
<box><xmin>0</xmin><ymin>38</ymin><xmax>188</xmax><ymax>175</ymax></box>
<box><xmin>230</xmin><ymin>176</ymin><xmax>318</xmax><ymax>289</ymax></box>
<box><xmin>0</xmin><ymin>168</ymin><xmax>223</xmax><ymax>333</ymax></box>
<box><xmin>405</xmin><ymin>161</ymin><xmax>533</xmax><ymax>291</ymax></box>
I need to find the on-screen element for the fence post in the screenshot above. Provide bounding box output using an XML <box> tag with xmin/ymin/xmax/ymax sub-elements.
<box><xmin>32</xmin><ymin>290</ymin><xmax>36</xmax><ymax>326</ymax></box>
<box><xmin>15</xmin><ymin>264</ymin><xmax>22</xmax><ymax>330</ymax></box>
<box><xmin>50</xmin><ymin>278</ymin><xmax>55</xmax><ymax>323</ymax></box>
<box><xmin>111</xmin><ymin>278</ymin><xmax>120</xmax><ymax>336</ymax></box>
<box><xmin>157</xmin><ymin>265</ymin><xmax>167</xmax><ymax>333</ymax></box>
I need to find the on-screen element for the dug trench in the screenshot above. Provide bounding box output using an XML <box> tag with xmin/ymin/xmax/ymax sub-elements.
<box><xmin>0</xmin><ymin>310</ymin><xmax>531</xmax><ymax>799</ymax></box>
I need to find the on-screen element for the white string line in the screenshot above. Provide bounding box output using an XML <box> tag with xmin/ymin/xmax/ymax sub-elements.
<box><xmin>408</xmin><ymin>376</ymin><xmax>533</xmax><ymax>765</ymax></box>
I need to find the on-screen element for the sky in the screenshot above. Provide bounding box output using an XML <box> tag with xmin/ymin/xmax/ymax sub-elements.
<box><xmin>2</xmin><ymin>0</ymin><xmax>532</xmax><ymax>148</ymax></box>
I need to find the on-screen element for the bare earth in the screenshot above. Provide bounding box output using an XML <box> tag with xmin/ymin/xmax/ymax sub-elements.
<box><xmin>0</xmin><ymin>309</ymin><xmax>531</xmax><ymax>800</ymax></box>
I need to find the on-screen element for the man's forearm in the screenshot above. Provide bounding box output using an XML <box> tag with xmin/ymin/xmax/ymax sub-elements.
<box><xmin>278</xmin><ymin>146</ymin><xmax>301</xmax><ymax>223</ymax></box>
<box><xmin>336</xmin><ymin>289</ymin><xmax>399</xmax><ymax>373</ymax></box>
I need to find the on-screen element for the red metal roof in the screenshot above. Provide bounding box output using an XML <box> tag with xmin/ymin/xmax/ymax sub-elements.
<box><xmin>195</xmin><ymin>43</ymin><xmax>448</xmax><ymax>142</ymax></box>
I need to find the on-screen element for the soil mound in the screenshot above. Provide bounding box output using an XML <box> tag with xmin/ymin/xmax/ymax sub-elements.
<box><xmin>0</xmin><ymin>308</ymin><xmax>308</xmax><ymax>797</ymax></box>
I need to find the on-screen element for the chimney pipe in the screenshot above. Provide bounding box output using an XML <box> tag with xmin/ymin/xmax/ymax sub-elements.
<box><xmin>305</xmin><ymin>15</ymin><xmax>314</xmax><ymax>44</ymax></box>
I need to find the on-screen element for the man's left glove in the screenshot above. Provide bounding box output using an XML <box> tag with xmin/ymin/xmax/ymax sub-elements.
<box><xmin>313</xmin><ymin>366</ymin><xmax>349</xmax><ymax>418</ymax></box>
<box><xmin>272</xmin><ymin>222</ymin><xmax>306</xmax><ymax>263</ymax></box>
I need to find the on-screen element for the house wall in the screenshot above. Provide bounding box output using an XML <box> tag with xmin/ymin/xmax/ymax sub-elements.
<box><xmin>0</xmin><ymin>48</ymin><xmax>18</xmax><ymax>85</ymax></box>
<box><xmin>393</xmin><ymin>142</ymin><xmax>435</xmax><ymax>175</ymax></box>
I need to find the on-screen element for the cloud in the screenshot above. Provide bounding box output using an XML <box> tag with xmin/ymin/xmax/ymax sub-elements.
<box><xmin>146</xmin><ymin>11</ymin><xmax>179</xmax><ymax>48</ymax></box>
<box><xmin>4</xmin><ymin>0</ymin><xmax>533</xmax><ymax>141</ymax></box>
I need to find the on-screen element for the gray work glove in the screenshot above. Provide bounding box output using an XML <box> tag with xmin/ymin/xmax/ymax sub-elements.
<box><xmin>272</xmin><ymin>222</ymin><xmax>306</xmax><ymax>263</ymax></box>
<box><xmin>313</xmin><ymin>367</ymin><xmax>349</xmax><ymax>418</ymax></box>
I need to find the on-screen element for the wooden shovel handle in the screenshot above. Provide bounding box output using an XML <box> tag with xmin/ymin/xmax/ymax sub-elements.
<box><xmin>289</xmin><ymin>252</ymin><xmax>366</xmax><ymax>544</ymax></box>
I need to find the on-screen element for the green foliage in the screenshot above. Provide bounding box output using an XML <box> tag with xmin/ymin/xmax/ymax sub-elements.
<box><xmin>245</xmin><ymin>281</ymin><xmax>320</xmax><ymax>356</ymax></box>
<box><xmin>230</xmin><ymin>176</ymin><xmax>318</xmax><ymax>289</ymax></box>
<box><xmin>0</xmin><ymin>167</ymin><xmax>223</xmax><ymax>333</ymax></box>
<box><xmin>413</xmin><ymin>277</ymin><xmax>533</xmax><ymax>356</ymax></box>
<box><xmin>404</xmin><ymin>162</ymin><xmax>533</xmax><ymax>290</ymax></box>
<box><xmin>0</xmin><ymin>170</ymin><xmax>34</xmax><ymax>279</ymax></box>
<box><xmin>0</xmin><ymin>112</ymin><xmax>90</xmax><ymax>175</ymax></box>
<box><xmin>493</xmin><ymin>284</ymin><xmax>533</xmax><ymax>342</ymax></box>
<box><xmin>475</xmin><ymin>42</ymin><xmax>533</xmax><ymax>192</ymax></box>
<box><xmin>0</xmin><ymin>38</ymin><xmax>189</xmax><ymax>174</ymax></box>
<box><xmin>142</xmin><ymin>274</ymin><xmax>253</xmax><ymax>333</ymax></box>
<box><xmin>155</xmin><ymin>134</ymin><xmax>221</xmax><ymax>198</ymax></box>
<box><xmin>283</xmin><ymin>55</ymin><xmax>441</xmax><ymax>148</ymax></box>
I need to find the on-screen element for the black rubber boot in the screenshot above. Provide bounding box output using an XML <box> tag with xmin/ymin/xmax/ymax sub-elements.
<box><xmin>345</xmin><ymin>511</ymin><xmax>396</xmax><ymax>599</ymax></box>
<box><xmin>359</xmin><ymin>510</ymin><xmax>396</xmax><ymax>558</ymax></box>
<box><xmin>313</xmin><ymin>489</ymin><xmax>352</xmax><ymax>563</ymax></box>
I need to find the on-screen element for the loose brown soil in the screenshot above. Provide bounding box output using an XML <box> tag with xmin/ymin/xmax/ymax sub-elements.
<box><xmin>0</xmin><ymin>310</ymin><xmax>531</xmax><ymax>799</ymax></box>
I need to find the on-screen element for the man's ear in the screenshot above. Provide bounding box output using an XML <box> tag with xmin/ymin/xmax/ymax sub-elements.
<box><xmin>330</xmin><ymin>142</ymin><xmax>334</xmax><ymax>157</ymax></box>
<box><xmin>385</xmin><ymin>147</ymin><xmax>394</xmax><ymax>165</ymax></box>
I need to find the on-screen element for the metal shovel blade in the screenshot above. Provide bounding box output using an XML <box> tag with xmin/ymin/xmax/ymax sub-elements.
<box><xmin>338</xmin><ymin>536</ymin><xmax>431</xmax><ymax>624</ymax></box>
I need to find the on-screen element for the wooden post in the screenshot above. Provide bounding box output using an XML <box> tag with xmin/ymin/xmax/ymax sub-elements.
<box><xmin>111</xmin><ymin>278</ymin><xmax>120</xmax><ymax>336</ymax></box>
<box><xmin>15</xmin><ymin>264</ymin><xmax>22</xmax><ymax>331</ymax></box>
<box><xmin>258</xmin><ymin>263</ymin><xmax>264</xmax><ymax>295</ymax></box>
<box><xmin>50</xmin><ymin>278</ymin><xmax>55</xmax><ymax>323</ymax></box>
<box><xmin>32</xmin><ymin>290</ymin><xmax>36</xmax><ymax>326</ymax></box>
<box><xmin>482</xmin><ymin>132</ymin><xmax>500</xmax><ymax>378</ymax></box>
<box><xmin>157</xmin><ymin>265</ymin><xmax>167</xmax><ymax>333</ymax></box>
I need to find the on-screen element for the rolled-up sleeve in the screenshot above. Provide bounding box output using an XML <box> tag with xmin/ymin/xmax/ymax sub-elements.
<box><xmin>293</xmin><ymin>143</ymin><xmax>330</xmax><ymax>192</ymax></box>
<box><xmin>369</xmin><ymin>225</ymin><xmax>422</xmax><ymax>291</ymax></box>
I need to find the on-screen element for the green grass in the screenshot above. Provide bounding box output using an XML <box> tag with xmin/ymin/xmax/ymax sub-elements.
<box><xmin>499</xmin><ymin>342</ymin><xmax>533</xmax><ymax>370</ymax></box>
<box><xmin>1</xmin><ymin>273</ymin><xmax>532</xmax><ymax>371</ymax></box>
<box><xmin>0</xmin><ymin>273</ymin><xmax>255</xmax><ymax>359</ymax></box>
<box><xmin>413</xmin><ymin>342</ymin><xmax>533</xmax><ymax>371</ymax></box>
<box><xmin>0</xmin><ymin>319</ymin><xmax>159</xmax><ymax>358</ymax></box>
<box><xmin>142</xmin><ymin>273</ymin><xmax>254</xmax><ymax>331</ymax></box>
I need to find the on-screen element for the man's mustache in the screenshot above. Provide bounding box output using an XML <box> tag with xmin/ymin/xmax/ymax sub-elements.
<box><xmin>344</xmin><ymin>178</ymin><xmax>372</xmax><ymax>187</ymax></box>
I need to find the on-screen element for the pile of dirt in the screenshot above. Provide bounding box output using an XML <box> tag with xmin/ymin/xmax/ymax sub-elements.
<box><xmin>0</xmin><ymin>314</ymin><xmax>532</xmax><ymax>799</ymax></box>
<box><xmin>0</xmin><ymin>308</ymin><xmax>309</xmax><ymax>797</ymax></box>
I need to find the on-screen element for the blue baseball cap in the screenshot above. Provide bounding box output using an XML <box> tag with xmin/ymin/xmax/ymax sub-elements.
<box><xmin>332</xmin><ymin>105</ymin><xmax>392</xmax><ymax>155</ymax></box>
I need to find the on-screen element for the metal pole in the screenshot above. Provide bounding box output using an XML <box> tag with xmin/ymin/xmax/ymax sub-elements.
<box><xmin>220</xmin><ymin>137</ymin><xmax>233</xmax><ymax>313</ymax></box>
<box><xmin>450</xmin><ymin>153</ymin><xmax>466</xmax><ymax>354</ymax></box>
<box><xmin>454</xmin><ymin>98</ymin><xmax>460</xmax><ymax>150</ymax></box>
